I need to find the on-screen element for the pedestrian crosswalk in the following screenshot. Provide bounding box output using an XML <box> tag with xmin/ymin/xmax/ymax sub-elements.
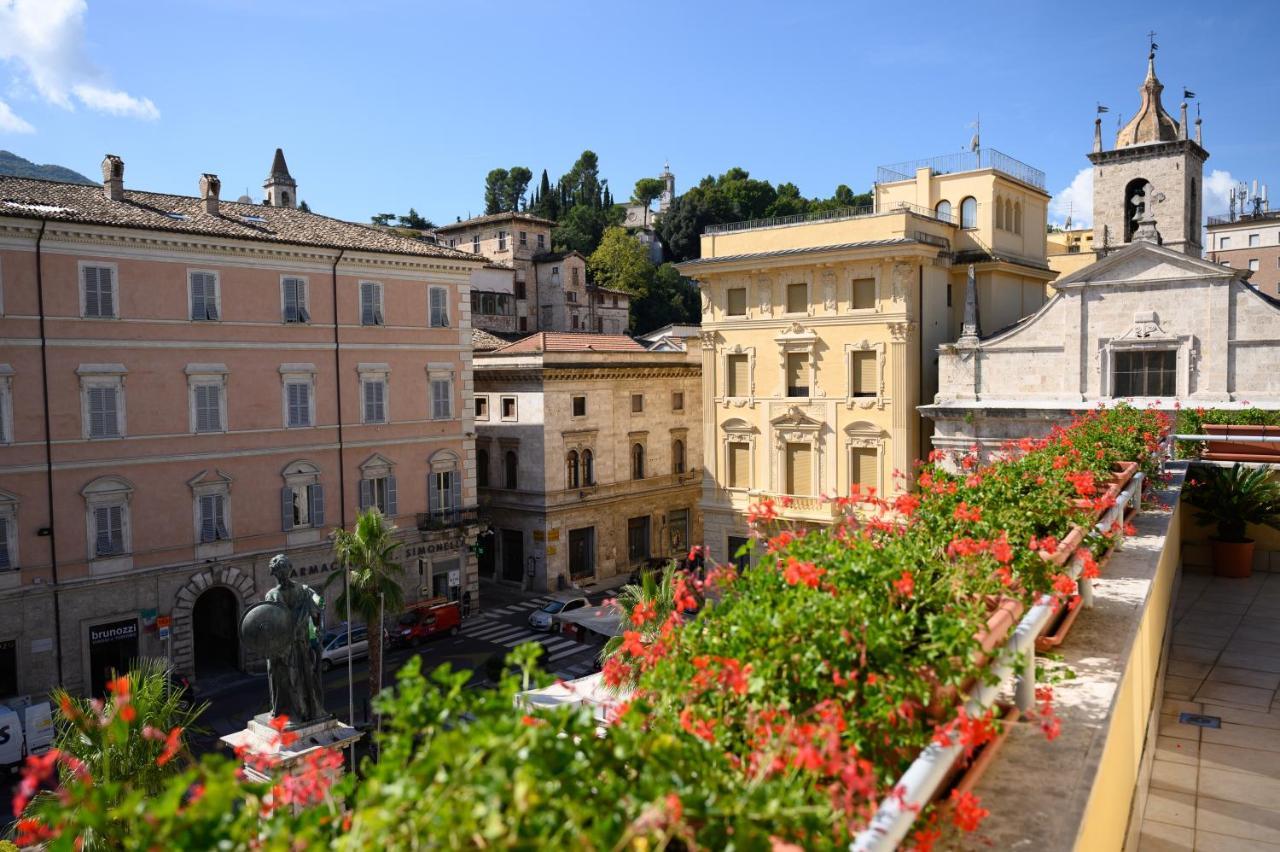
<box><xmin>477</xmin><ymin>597</ymin><xmax>552</xmax><ymax>618</ymax></box>
<box><xmin>460</xmin><ymin>613</ymin><xmax>592</xmax><ymax>662</ymax></box>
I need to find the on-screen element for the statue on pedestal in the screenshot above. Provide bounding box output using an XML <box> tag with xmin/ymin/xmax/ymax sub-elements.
<box><xmin>240</xmin><ymin>554</ymin><xmax>327</xmax><ymax>725</ymax></box>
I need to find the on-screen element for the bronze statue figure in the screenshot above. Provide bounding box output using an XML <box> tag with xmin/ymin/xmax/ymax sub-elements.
<box><xmin>242</xmin><ymin>554</ymin><xmax>327</xmax><ymax>725</ymax></box>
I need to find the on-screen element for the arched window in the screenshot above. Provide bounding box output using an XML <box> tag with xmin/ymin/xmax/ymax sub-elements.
<box><xmin>935</xmin><ymin>200</ymin><xmax>952</xmax><ymax>221</ymax></box>
<box><xmin>566</xmin><ymin>450</ymin><xmax>580</xmax><ymax>489</ymax></box>
<box><xmin>1123</xmin><ymin>177</ymin><xmax>1149</xmax><ymax>243</ymax></box>
<box><xmin>1190</xmin><ymin>178</ymin><xmax>1199</xmax><ymax>235</ymax></box>
<box><xmin>672</xmin><ymin>439</ymin><xmax>686</xmax><ymax>474</ymax></box>
<box><xmin>960</xmin><ymin>197</ymin><xmax>977</xmax><ymax>229</ymax></box>
<box><xmin>1013</xmin><ymin>201</ymin><xmax>1022</xmax><ymax>235</ymax></box>
<box><xmin>583</xmin><ymin>449</ymin><xmax>594</xmax><ymax>485</ymax></box>
<box><xmin>504</xmin><ymin>451</ymin><xmax>518</xmax><ymax>489</ymax></box>
<box><xmin>995</xmin><ymin>197</ymin><xmax>1005</xmax><ymax>230</ymax></box>
<box><xmin>477</xmin><ymin>448</ymin><xmax>489</xmax><ymax>488</ymax></box>
<box><xmin>631</xmin><ymin>443</ymin><xmax>645</xmax><ymax>480</ymax></box>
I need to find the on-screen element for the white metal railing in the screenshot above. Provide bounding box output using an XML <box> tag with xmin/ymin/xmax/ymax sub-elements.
<box><xmin>851</xmin><ymin>471</ymin><xmax>1144</xmax><ymax>851</ymax></box>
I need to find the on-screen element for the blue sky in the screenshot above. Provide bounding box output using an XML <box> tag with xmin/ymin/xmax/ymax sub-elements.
<box><xmin>1</xmin><ymin>0</ymin><xmax>1277</xmax><ymax>228</ymax></box>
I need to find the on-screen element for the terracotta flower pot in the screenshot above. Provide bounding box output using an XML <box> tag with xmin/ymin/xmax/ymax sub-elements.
<box><xmin>1204</xmin><ymin>425</ymin><xmax>1280</xmax><ymax>463</ymax></box>
<box><xmin>1212</xmin><ymin>538</ymin><xmax>1255</xmax><ymax>579</ymax></box>
<box><xmin>1035</xmin><ymin>594</ymin><xmax>1083</xmax><ymax>652</ymax></box>
<box><xmin>936</xmin><ymin>702</ymin><xmax>1021</xmax><ymax>805</ymax></box>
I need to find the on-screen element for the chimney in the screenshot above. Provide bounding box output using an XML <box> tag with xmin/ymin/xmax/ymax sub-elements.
<box><xmin>199</xmin><ymin>173</ymin><xmax>221</xmax><ymax>216</ymax></box>
<box><xmin>101</xmin><ymin>154</ymin><xmax>124</xmax><ymax>202</ymax></box>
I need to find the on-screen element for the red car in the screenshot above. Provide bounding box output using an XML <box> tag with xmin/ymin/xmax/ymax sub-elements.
<box><xmin>389</xmin><ymin>600</ymin><xmax>461</xmax><ymax>648</ymax></box>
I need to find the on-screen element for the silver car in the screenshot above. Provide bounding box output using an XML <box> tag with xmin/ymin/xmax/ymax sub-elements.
<box><xmin>320</xmin><ymin>625</ymin><xmax>368</xmax><ymax>671</ymax></box>
<box><xmin>528</xmin><ymin>594</ymin><xmax>589</xmax><ymax>632</ymax></box>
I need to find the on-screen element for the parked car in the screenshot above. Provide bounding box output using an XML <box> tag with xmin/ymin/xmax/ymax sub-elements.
<box><xmin>320</xmin><ymin>625</ymin><xmax>369</xmax><ymax>671</ymax></box>
<box><xmin>387</xmin><ymin>600</ymin><xmax>462</xmax><ymax>649</ymax></box>
<box><xmin>528</xmin><ymin>592</ymin><xmax>589</xmax><ymax>632</ymax></box>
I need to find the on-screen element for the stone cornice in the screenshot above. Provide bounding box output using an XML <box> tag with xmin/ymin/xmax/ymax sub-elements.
<box><xmin>1087</xmin><ymin>138</ymin><xmax>1209</xmax><ymax>166</ymax></box>
<box><xmin>476</xmin><ymin>365</ymin><xmax>701</xmax><ymax>384</ymax></box>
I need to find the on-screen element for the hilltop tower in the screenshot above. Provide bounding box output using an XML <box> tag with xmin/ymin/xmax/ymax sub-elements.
<box><xmin>263</xmin><ymin>148</ymin><xmax>297</xmax><ymax>209</ymax></box>
<box><xmin>1088</xmin><ymin>47</ymin><xmax>1207</xmax><ymax>256</ymax></box>
<box><xmin>659</xmin><ymin>161</ymin><xmax>676</xmax><ymax>213</ymax></box>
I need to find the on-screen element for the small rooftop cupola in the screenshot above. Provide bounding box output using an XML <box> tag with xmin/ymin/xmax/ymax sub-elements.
<box><xmin>263</xmin><ymin>148</ymin><xmax>297</xmax><ymax>208</ymax></box>
<box><xmin>199</xmin><ymin>173</ymin><xmax>221</xmax><ymax>216</ymax></box>
<box><xmin>1115</xmin><ymin>48</ymin><xmax>1181</xmax><ymax>148</ymax></box>
<box><xmin>101</xmin><ymin>154</ymin><xmax>124</xmax><ymax>202</ymax></box>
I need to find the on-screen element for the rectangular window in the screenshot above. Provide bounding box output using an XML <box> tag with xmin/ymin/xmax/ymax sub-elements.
<box><xmin>1113</xmin><ymin>349</ymin><xmax>1176</xmax><ymax>397</ymax></box>
<box><xmin>851</xmin><ymin>351</ymin><xmax>877</xmax><ymax>397</ymax></box>
<box><xmin>627</xmin><ymin>516</ymin><xmax>651</xmax><ymax>563</ymax></box>
<box><xmin>360</xmin><ymin>282</ymin><xmax>384</xmax><ymax>325</ymax></box>
<box><xmin>286</xmin><ymin>381</ymin><xmax>312</xmax><ymax>427</ymax></box>
<box><xmin>726</xmin><ymin>353</ymin><xmax>749</xmax><ymax>397</ymax></box>
<box><xmin>284</xmin><ymin>483</ymin><xmax>324</xmax><ymax>529</ymax></box>
<box><xmin>0</xmin><ymin>516</ymin><xmax>10</xmax><ymax>570</ymax></box>
<box><xmin>497</xmin><ymin>231</ymin><xmax>508</xmax><ymax>251</ymax></box>
<box><xmin>571</xmin><ymin>267</ymin><xmax>580</xmax><ymax>285</ymax></box>
<box><xmin>519</xmin><ymin>231</ymin><xmax>527</xmax><ymax>246</ymax></box>
<box><xmin>514</xmin><ymin>281</ymin><xmax>527</xmax><ymax>299</ymax></box>
<box><xmin>1249</xmin><ymin>234</ymin><xmax>1261</xmax><ymax>247</ymax></box>
<box><xmin>851</xmin><ymin>278</ymin><xmax>875</xmax><ymax>310</ymax></box>
<box><xmin>87</xmin><ymin>386</ymin><xmax>120</xmax><ymax>438</ymax></box>
<box><xmin>631</xmin><ymin>393</ymin><xmax>644</xmax><ymax>413</ymax></box>
<box><xmin>194</xmin><ymin>384</ymin><xmax>223</xmax><ymax>433</ymax></box>
<box><xmin>785</xmin><ymin>352</ymin><xmax>809</xmax><ymax>397</ymax></box>
<box><xmin>93</xmin><ymin>505</ymin><xmax>125</xmax><ymax>557</ymax></box>
<box><xmin>472</xmin><ymin>235</ymin><xmax>480</xmax><ymax>253</ymax></box>
<box><xmin>189</xmin><ymin>271</ymin><xmax>219</xmax><ymax>321</ymax></box>
<box><xmin>363</xmin><ymin>379</ymin><xmax>387</xmax><ymax>423</ymax></box>
<box><xmin>728</xmin><ymin>442</ymin><xmax>750</xmax><ymax>488</ymax></box>
<box><xmin>361</xmin><ymin>475</ymin><xmax>397</xmax><ymax>515</ymax></box>
<box><xmin>198</xmin><ymin>494</ymin><xmax>230</xmax><ymax>543</ymax></box>
<box><xmin>572</xmin><ymin>395</ymin><xmax>586</xmax><ymax>417</ymax></box>
<box><xmin>566</xmin><ymin>291</ymin><xmax>577</xmax><ymax>303</ymax></box>
<box><xmin>501</xmin><ymin>396</ymin><xmax>517</xmax><ymax>420</ymax></box>
<box><xmin>785</xmin><ymin>442</ymin><xmax>813</xmax><ymax>496</ymax></box>
<box><xmin>431</xmin><ymin>378</ymin><xmax>452</xmax><ymax>420</ymax></box>
<box><xmin>429</xmin><ymin>287</ymin><xmax>449</xmax><ymax>327</ymax></box>
<box><xmin>282</xmin><ymin>277</ymin><xmax>310</xmax><ymax>323</ymax></box>
<box><xmin>82</xmin><ymin>265</ymin><xmax>117</xmax><ymax>318</ymax></box>
<box><xmin>475</xmin><ymin>395</ymin><xmax>489</xmax><ymax>420</ymax></box>
<box><xmin>1220</xmin><ymin>237</ymin><xmax>1231</xmax><ymax>249</ymax></box>
<box><xmin>726</xmin><ymin>287</ymin><xmax>747</xmax><ymax>316</ymax></box>
<box><xmin>786</xmin><ymin>282</ymin><xmax>807</xmax><ymax>314</ymax></box>
<box><xmin>1249</xmin><ymin>259</ymin><xmax>1260</xmax><ymax>272</ymax></box>
<box><xmin>537</xmin><ymin>234</ymin><xmax>546</xmax><ymax>249</ymax></box>
<box><xmin>671</xmin><ymin>391</ymin><xmax>684</xmax><ymax>412</ymax></box>
<box><xmin>851</xmin><ymin>447</ymin><xmax>877</xmax><ymax>488</ymax></box>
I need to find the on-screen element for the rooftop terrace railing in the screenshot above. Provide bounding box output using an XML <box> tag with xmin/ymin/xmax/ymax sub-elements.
<box><xmin>875</xmin><ymin>149</ymin><xmax>1046</xmax><ymax>191</ymax></box>
<box><xmin>1207</xmin><ymin>209</ymin><xmax>1280</xmax><ymax>227</ymax></box>
<box><xmin>704</xmin><ymin>200</ymin><xmax>955</xmax><ymax>235</ymax></box>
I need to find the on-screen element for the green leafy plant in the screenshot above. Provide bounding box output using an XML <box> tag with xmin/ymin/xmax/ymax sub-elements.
<box><xmin>1185</xmin><ymin>462</ymin><xmax>1280</xmax><ymax>542</ymax></box>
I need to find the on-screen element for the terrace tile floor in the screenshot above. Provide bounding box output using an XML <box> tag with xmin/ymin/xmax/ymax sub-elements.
<box><xmin>1139</xmin><ymin>568</ymin><xmax>1280</xmax><ymax>851</ymax></box>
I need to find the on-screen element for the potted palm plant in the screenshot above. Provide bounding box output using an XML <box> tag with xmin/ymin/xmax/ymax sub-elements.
<box><xmin>1185</xmin><ymin>463</ymin><xmax>1280</xmax><ymax>577</ymax></box>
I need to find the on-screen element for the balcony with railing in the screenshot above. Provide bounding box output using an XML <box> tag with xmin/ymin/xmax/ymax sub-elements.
<box><xmin>415</xmin><ymin>506</ymin><xmax>480</xmax><ymax>533</ymax></box>
<box><xmin>875</xmin><ymin>148</ymin><xmax>1046</xmax><ymax>191</ymax></box>
<box><xmin>703</xmin><ymin>200</ymin><xmax>955</xmax><ymax>236</ymax></box>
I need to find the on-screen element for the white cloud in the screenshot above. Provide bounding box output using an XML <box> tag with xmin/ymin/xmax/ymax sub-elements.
<box><xmin>0</xmin><ymin>0</ymin><xmax>158</xmax><ymax>131</ymax></box>
<box><xmin>1203</xmin><ymin>169</ymin><xmax>1237</xmax><ymax>218</ymax></box>
<box><xmin>71</xmin><ymin>84</ymin><xmax>158</xmax><ymax>120</ymax></box>
<box><xmin>0</xmin><ymin>98</ymin><xmax>33</xmax><ymax>133</ymax></box>
<box><xmin>1049</xmin><ymin>167</ymin><xmax>1093</xmax><ymax>228</ymax></box>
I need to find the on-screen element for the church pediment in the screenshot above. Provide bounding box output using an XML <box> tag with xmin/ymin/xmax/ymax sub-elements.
<box><xmin>1055</xmin><ymin>240</ymin><xmax>1238</xmax><ymax>289</ymax></box>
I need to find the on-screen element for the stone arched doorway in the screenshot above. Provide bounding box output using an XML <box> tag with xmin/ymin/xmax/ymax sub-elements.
<box><xmin>192</xmin><ymin>586</ymin><xmax>240</xmax><ymax>674</ymax></box>
<box><xmin>171</xmin><ymin>565</ymin><xmax>255</xmax><ymax>680</ymax></box>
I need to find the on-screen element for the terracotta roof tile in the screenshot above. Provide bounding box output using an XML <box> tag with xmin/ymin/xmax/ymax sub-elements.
<box><xmin>490</xmin><ymin>332</ymin><xmax>647</xmax><ymax>355</ymax></box>
<box><xmin>0</xmin><ymin>175</ymin><xmax>482</xmax><ymax>261</ymax></box>
<box><xmin>435</xmin><ymin>211</ymin><xmax>556</xmax><ymax>231</ymax></box>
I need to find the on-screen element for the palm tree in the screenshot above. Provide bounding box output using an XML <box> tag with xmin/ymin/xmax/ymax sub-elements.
<box><xmin>39</xmin><ymin>660</ymin><xmax>206</xmax><ymax>849</ymax></box>
<box><xmin>328</xmin><ymin>508</ymin><xmax>405</xmax><ymax>718</ymax></box>
<box><xmin>601</xmin><ymin>562</ymin><xmax>682</xmax><ymax>663</ymax></box>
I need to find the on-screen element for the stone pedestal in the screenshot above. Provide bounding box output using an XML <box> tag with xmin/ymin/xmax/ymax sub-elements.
<box><xmin>220</xmin><ymin>715</ymin><xmax>362</xmax><ymax>784</ymax></box>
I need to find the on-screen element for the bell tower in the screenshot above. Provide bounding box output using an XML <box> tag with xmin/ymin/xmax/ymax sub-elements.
<box><xmin>263</xmin><ymin>148</ymin><xmax>297</xmax><ymax>209</ymax></box>
<box><xmin>1088</xmin><ymin>45</ymin><xmax>1207</xmax><ymax>256</ymax></box>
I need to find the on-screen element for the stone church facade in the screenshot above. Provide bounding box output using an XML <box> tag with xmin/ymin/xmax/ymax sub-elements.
<box><xmin>924</xmin><ymin>48</ymin><xmax>1280</xmax><ymax>457</ymax></box>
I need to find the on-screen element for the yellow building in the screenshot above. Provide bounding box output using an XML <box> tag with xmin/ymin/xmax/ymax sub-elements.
<box><xmin>677</xmin><ymin>149</ymin><xmax>1055</xmax><ymax>564</ymax></box>
<box><xmin>1047</xmin><ymin>227</ymin><xmax>1098</xmax><ymax>278</ymax></box>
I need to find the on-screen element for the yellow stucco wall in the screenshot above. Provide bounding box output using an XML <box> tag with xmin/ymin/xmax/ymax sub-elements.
<box><xmin>1074</xmin><ymin>496</ymin><xmax>1182</xmax><ymax>852</ymax></box>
